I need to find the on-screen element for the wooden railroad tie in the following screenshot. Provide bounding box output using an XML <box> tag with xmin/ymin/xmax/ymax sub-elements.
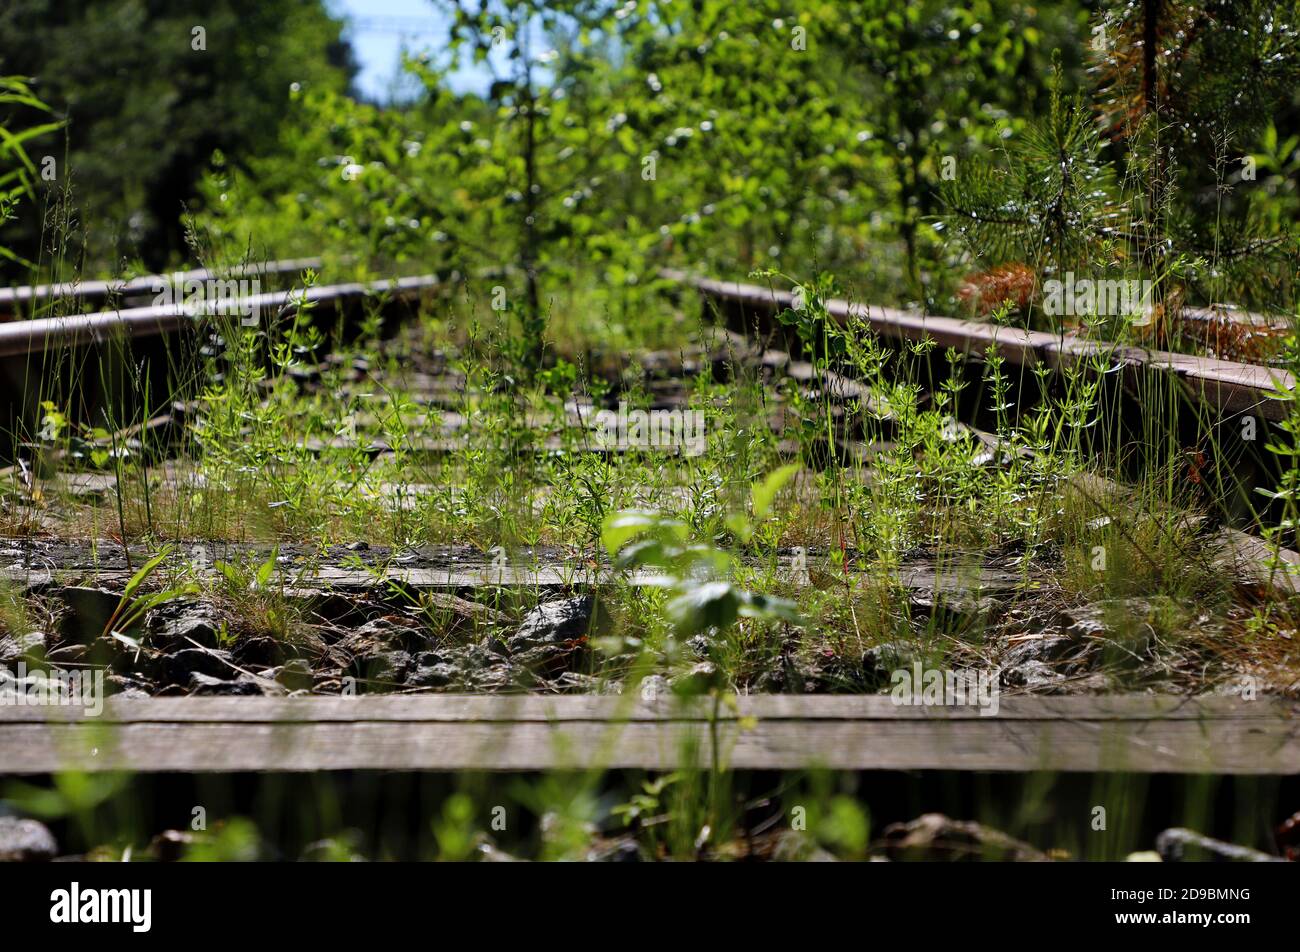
<box><xmin>0</xmin><ymin>695</ymin><xmax>1295</xmax><ymax>774</ymax></box>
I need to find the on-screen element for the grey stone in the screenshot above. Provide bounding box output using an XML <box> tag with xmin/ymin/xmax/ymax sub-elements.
<box><xmin>44</xmin><ymin>643</ymin><xmax>87</xmax><ymax>665</ymax></box>
<box><xmin>507</xmin><ymin>597</ymin><xmax>594</xmax><ymax>651</ymax></box>
<box><xmin>106</xmin><ymin>673</ymin><xmax>154</xmax><ymax>698</ymax></box>
<box><xmin>1063</xmin><ymin>597</ymin><xmax>1182</xmax><ymax>660</ymax></box>
<box><xmin>57</xmin><ymin>587</ymin><xmax>121</xmax><ymax>642</ymax></box>
<box><xmin>0</xmin><ymin>817</ymin><xmax>58</xmax><ymax>862</ymax></box>
<box><xmin>861</xmin><ymin>641</ymin><xmax>919</xmax><ymax>680</ymax></box>
<box><xmin>234</xmin><ymin>636</ymin><xmax>288</xmax><ymax>668</ymax></box>
<box><xmin>339</xmin><ymin>617</ymin><xmax>424</xmax><ymax>656</ymax></box>
<box><xmin>1155</xmin><ymin>828</ymin><xmax>1282</xmax><ymax>863</ymax></box>
<box><xmin>148</xmin><ymin>603</ymin><xmax>222</xmax><ymax>650</ymax></box>
<box><xmin>0</xmin><ymin>631</ymin><xmax>46</xmax><ymax>664</ymax></box>
<box><xmin>1003</xmin><ymin>635</ymin><xmax>1080</xmax><ymax>667</ymax></box>
<box><xmin>638</xmin><ymin>674</ymin><xmax>670</xmax><ymax>701</ymax></box>
<box><xmin>686</xmin><ymin>634</ymin><xmax>714</xmax><ymax>658</ymax></box>
<box><xmin>670</xmin><ymin>660</ymin><xmax>722</xmax><ymax>694</ymax></box>
<box><xmin>163</xmin><ymin>647</ymin><xmax>235</xmax><ymax>684</ymax></box>
<box><xmin>361</xmin><ymin>649</ymin><xmax>413</xmax><ymax>689</ymax></box>
<box><xmin>412</xmin><ymin>661</ymin><xmax>457</xmax><ymax>687</ymax></box>
<box><xmin>188</xmin><ymin>671</ymin><xmax>263</xmax><ymax>696</ymax></box>
<box><xmin>880</xmin><ymin>813</ymin><xmax>1048</xmax><ymax>862</ymax></box>
<box><xmin>1001</xmin><ymin>659</ymin><xmax>1065</xmax><ymax>690</ymax></box>
<box><xmin>274</xmin><ymin>658</ymin><xmax>314</xmax><ymax>692</ymax></box>
<box><xmin>1000</xmin><ymin>631</ymin><xmax>1094</xmax><ymax>691</ymax></box>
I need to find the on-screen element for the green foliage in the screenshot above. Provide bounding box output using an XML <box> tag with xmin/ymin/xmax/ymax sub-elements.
<box><xmin>940</xmin><ymin>61</ymin><xmax>1119</xmax><ymax>288</ymax></box>
<box><xmin>99</xmin><ymin>546</ymin><xmax>199</xmax><ymax>646</ymax></box>
<box><xmin>600</xmin><ymin>467</ymin><xmax>803</xmax><ymax>643</ymax></box>
<box><xmin>5</xmin><ymin>771</ymin><xmax>131</xmax><ymax>853</ymax></box>
<box><xmin>179</xmin><ymin>818</ymin><xmax>261</xmax><ymax>862</ymax></box>
<box><xmin>821</xmin><ymin>0</ymin><xmax>1063</xmax><ymax>296</ymax></box>
<box><xmin>0</xmin><ymin>75</ymin><xmax>56</xmax><ymax>267</ymax></box>
<box><xmin>431</xmin><ymin>792</ymin><xmax>480</xmax><ymax>861</ymax></box>
<box><xmin>194</xmin><ymin>0</ymin><xmax>1077</xmax><ymax>347</ymax></box>
<box><xmin>943</xmin><ymin>2</ymin><xmax>1300</xmax><ymax>326</ymax></box>
<box><xmin>0</xmin><ymin>0</ymin><xmax>356</xmax><ymax>274</ymax></box>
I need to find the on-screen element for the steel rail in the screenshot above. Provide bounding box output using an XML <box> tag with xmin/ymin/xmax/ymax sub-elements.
<box><xmin>0</xmin><ymin>274</ymin><xmax>440</xmax><ymax>358</ymax></box>
<box><xmin>0</xmin><ymin>257</ymin><xmax>325</xmax><ymax>311</ymax></box>
<box><xmin>669</xmin><ymin>270</ymin><xmax>1296</xmax><ymax>421</ymax></box>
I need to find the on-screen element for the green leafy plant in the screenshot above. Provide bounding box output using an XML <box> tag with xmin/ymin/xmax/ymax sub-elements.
<box><xmin>600</xmin><ymin>474</ymin><xmax>803</xmax><ymax>641</ymax></box>
<box><xmin>0</xmin><ymin>75</ymin><xmax>59</xmax><ymax>268</ymax></box>
<box><xmin>99</xmin><ymin>546</ymin><xmax>199</xmax><ymax>649</ymax></box>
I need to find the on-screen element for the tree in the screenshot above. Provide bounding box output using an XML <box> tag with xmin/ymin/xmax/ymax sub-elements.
<box><xmin>941</xmin><ymin>0</ymin><xmax>1300</xmax><ymax>337</ymax></box>
<box><xmin>824</xmin><ymin>0</ymin><xmax>1062</xmax><ymax>300</ymax></box>
<box><xmin>0</xmin><ymin>0</ymin><xmax>357</xmax><ymax>277</ymax></box>
<box><xmin>437</xmin><ymin>0</ymin><xmax>648</xmax><ymax>371</ymax></box>
<box><xmin>1092</xmin><ymin>0</ymin><xmax>1300</xmax><ymax>310</ymax></box>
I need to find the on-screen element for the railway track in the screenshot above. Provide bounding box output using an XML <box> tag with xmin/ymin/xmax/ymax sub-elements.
<box><xmin>0</xmin><ymin>272</ymin><xmax>440</xmax><ymax>358</ymax></box>
<box><xmin>673</xmin><ymin>270</ymin><xmax>1300</xmax><ymax>538</ymax></box>
<box><xmin>0</xmin><ymin>257</ymin><xmax>326</xmax><ymax>318</ymax></box>
<box><xmin>669</xmin><ymin>271</ymin><xmax>1295</xmax><ymax>421</ymax></box>
<box><xmin>1</xmin><ymin>264</ymin><xmax>1298</xmax><ymax>777</ymax></box>
<box><xmin>0</xmin><ymin>267</ymin><xmax>443</xmax><ymax>467</ymax></box>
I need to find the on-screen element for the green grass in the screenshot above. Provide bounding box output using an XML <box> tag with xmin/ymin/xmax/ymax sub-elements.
<box><xmin>3</xmin><ymin>261</ymin><xmax>1298</xmax><ymax>701</ymax></box>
